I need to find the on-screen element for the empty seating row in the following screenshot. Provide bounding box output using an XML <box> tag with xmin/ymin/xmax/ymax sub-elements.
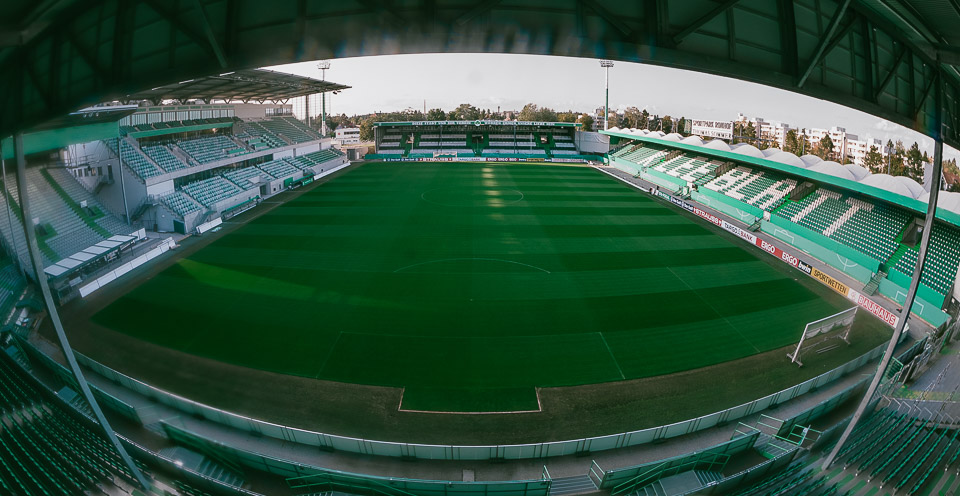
<box><xmin>222</xmin><ymin>166</ymin><xmax>273</xmax><ymax>189</ymax></box>
<box><xmin>120</xmin><ymin>141</ymin><xmax>163</xmax><ymax>180</ymax></box>
<box><xmin>831</xmin><ymin>203</ymin><xmax>908</xmax><ymax>263</ymax></box>
<box><xmin>894</xmin><ymin>224</ymin><xmax>960</xmax><ymax>295</ymax></box>
<box><xmin>142</xmin><ymin>145</ymin><xmax>189</xmax><ymax>173</ymax></box>
<box><xmin>0</xmin><ymin>354</ymin><xmax>136</xmax><ymax>496</ymax></box>
<box><xmin>489</xmin><ymin>134</ymin><xmax>534</xmax><ymax>139</ymax></box>
<box><xmin>258</xmin><ymin>117</ymin><xmax>322</xmax><ymax>144</ymax></box>
<box><xmin>258</xmin><ymin>159</ymin><xmax>300</xmax><ymax>179</ymax></box>
<box><xmin>182</xmin><ymin>176</ymin><xmax>244</xmax><ymax>208</ymax></box>
<box><xmin>834</xmin><ymin>408</ymin><xmax>960</xmax><ymax>495</ymax></box>
<box><xmin>178</xmin><ymin>135</ymin><xmax>247</xmax><ymax>164</ymax></box>
<box><xmin>161</xmin><ymin>191</ymin><xmax>202</xmax><ymax>217</ymax></box>
<box><xmin>488</xmin><ymin>141</ymin><xmax>536</xmax><ymax>147</ymax></box>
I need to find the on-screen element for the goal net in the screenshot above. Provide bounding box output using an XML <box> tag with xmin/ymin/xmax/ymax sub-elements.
<box><xmin>787</xmin><ymin>306</ymin><xmax>858</xmax><ymax>367</ymax></box>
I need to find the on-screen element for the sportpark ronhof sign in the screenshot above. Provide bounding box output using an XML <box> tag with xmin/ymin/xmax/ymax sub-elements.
<box><xmin>374</xmin><ymin>120</ymin><xmax>580</xmax><ymax>127</ymax></box>
<box><xmin>633</xmin><ymin>182</ymin><xmax>901</xmax><ymax>328</ymax></box>
<box><xmin>690</xmin><ymin>119</ymin><xmax>734</xmax><ymax>140</ymax></box>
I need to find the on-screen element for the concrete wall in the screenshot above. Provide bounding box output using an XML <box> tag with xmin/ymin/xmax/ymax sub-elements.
<box><xmin>212</xmin><ymin>187</ymin><xmax>261</xmax><ymax>214</ymax></box>
<box><xmin>294</xmin><ymin>143</ymin><xmax>320</xmax><ymax>155</ymax></box>
<box><xmin>232</xmin><ymin>103</ymin><xmax>291</xmax><ymax>120</ymax></box>
<box><xmin>576</xmin><ymin>131</ymin><xmax>610</xmax><ymax>154</ymax></box>
<box><xmin>99</xmin><ymin>162</ymin><xmax>148</xmax><ymax>223</ymax></box>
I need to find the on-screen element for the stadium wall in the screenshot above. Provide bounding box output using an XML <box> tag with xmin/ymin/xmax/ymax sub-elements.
<box><xmin>691</xmin><ymin>189</ymin><xmax>762</xmax><ymax>224</ymax></box>
<box><xmin>610</xmin><ymin>157</ymin><xmax>685</xmax><ymax>192</ymax></box>
<box><xmin>100</xmin><ymin>159</ymin><xmax>149</xmax><ymax>223</ymax></box>
<box><xmin>65</xmin><ymin>340</ymin><xmax>887</xmax><ymax>461</ymax></box>
<box><xmin>884</xmin><ymin>269</ymin><xmax>947</xmax><ymax>309</ymax></box>
<box><xmin>160</xmin><ymin>420</ymin><xmax>553</xmax><ymax>496</ymax></box>
<box><xmin>294</xmin><ymin>143</ymin><xmax>321</xmax><ymax>155</ymax></box>
<box><xmin>876</xmin><ymin>277</ymin><xmax>950</xmax><ymax>327</ymax></box>
<box><xmin>760</xmin><ymin>219</ymin><xmax>877</xmax><ymax>284</ymax></box>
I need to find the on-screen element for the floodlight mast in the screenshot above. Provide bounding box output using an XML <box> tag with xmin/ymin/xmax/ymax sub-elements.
<box><xmin>600</xmin><ymin>60</ymin><xmax>614</xmax><ymax>130</ymax></box>
<box><xmin>318</xmin><ymin>60</ymin><xmax>331</xmax><ymax>137</ymax></box>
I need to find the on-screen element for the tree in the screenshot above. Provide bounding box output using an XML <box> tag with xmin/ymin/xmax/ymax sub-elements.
<box><xmin>816</xmin><ymin>135</ymin><xmax>835</xmax><ymax>161</ymax></box>
<box><xmin>578</xmin><ymin>114</ymin><xmax>594</xmax><ymax>131</ymax></box>
<box><xmin>944</xmin><ymin>157</ymin><xmax>959</xmax><ymax>176</ymax></box>
<box><xmin>426</xmin><ymin>108</ymin><xmax>446</xmax><ymax>120</ymax></box>
<box><xmin>518</xmin><ymin>103</ymin><xmax>539</xmax><ymax>122</ymax></box>
<box><xmin>449</xmin><ymin>103</ymin><xmax>480</xmax><ymax>120</ymax></box>
<box><xmin>783</xmin><ymin>129</ymin><xmax>800</xmax><ymax>155</ymax></box>
<box><xmin>676</xmin><ymin>116</ymin><xmax>687</xmax><ymax>136</ymax></box>
<box><xmin>887</xmin><ymin>140</ymin><xmax>907</xmax><ymax>176</ymax></box>
<box><xmin>533</xmin><ymin>106</ymin><xmax>558</xmax><ymax>122</ymax></box>
<box><xmin>743</xmin><ymin>122</ymin><xmax>757</xmax><ymax>146</ymax></box>
<box><xmin>639</xmin><ymin>109</ymin><xmax>650</xmax><ymax>130</ymax></box>
<box><xmin>863</xmin><ymin>145</ymin><xmax>884</xmax><ymax>172</ymax></box>
<box><xmin>905</xmin><ymin>142</ymin><xmax>925</xmax><ymax>183</ymax></box>
<box><xmin>661</xmin><ymin>115</ymin><xmax>673</xmax><ymax>134</ymax></box>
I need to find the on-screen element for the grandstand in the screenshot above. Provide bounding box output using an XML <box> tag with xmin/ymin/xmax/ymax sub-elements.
<box><xmin>370</xmin><ymin>120</ymin><xmax>593</xmax><ymax>161</ymax></box>
<box><xmin>607</xmin><ymin>131</ymin><xmax>960</xmax><ymax>328</ymax></box>
<box><xmin>2</xmin><ymin>2</ymin><xmax>960</xmax><ymax>495</ymax></box>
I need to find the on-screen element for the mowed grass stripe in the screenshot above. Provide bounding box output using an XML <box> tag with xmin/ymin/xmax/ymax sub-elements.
<box><xmin>237</xmin><ymin>213</ymin><xmax>695</xmax><ymax>228</ymax></box>
<box><xmin>190</xmin><ymin>244</ymin><xmax>751</xmax><ymax>269</ymax></box>
<box><xmin>220</xmin><ymin>223</ymin><xmax>712</xmax><ymax>239</ymax></box>
<box><xmin>93</xmin><ymin>163</ymin><xmax>862</xmax><ymax>412</ymax></box>
<box><xmin>318</xmin><ymin>332</ymin><xmax>623</xmax><ymax>388</ymax></box>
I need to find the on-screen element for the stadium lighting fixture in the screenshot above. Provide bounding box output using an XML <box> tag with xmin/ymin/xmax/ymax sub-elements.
<box><xmin>318</xmin><ymin>60</ymin><xmax>332</xmax><ymax>136</ymax></box>
<box><xmin>600</xmin><ymin>60</ymin><xmax>614</xmax><ymax>130</ymax></box>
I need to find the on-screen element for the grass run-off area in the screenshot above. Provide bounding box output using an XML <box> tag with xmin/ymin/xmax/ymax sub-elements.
<box><xmin>93</xmin><ymin>163</ymin><xmax>889</xmax><ymax>413</ymax></box>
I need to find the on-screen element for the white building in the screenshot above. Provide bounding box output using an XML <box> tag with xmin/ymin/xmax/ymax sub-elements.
<box><xmin>335</xmin><ymin>127</ymin><xmax>361</xmax><ymax>145</ymax></box>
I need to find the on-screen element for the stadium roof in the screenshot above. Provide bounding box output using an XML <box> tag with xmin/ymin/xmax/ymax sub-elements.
<box><xmin>0</xmin><ymin>0</ymin><xmax>959</xmax><ymax>150</ymax></box>
<box><xmin>373</xmin><ymin>120</ymin><xmax>580</xmax><ymax>127</ymax></box>
<box><xmin>120</xmin><ymin>69</ymin><xmax>350</xmax><ymax>104</ymax></box>
<box><xmin>0</xmin><ymin>1</ymin><xmax>958</xmax><ymax>149</ymax></box>
<box><xmin>603</xmin><ymin>127</ymin><xmax>960</xmax><ymax>228</ymax></box>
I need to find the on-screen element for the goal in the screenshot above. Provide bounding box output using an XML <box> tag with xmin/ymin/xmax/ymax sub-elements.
<box><xmin>787</xmin><ymin>306</ymin><xmax>858</xmax><ymax>367</ymax></box>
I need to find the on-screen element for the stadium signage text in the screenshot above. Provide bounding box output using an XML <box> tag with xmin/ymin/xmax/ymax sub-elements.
<box><xmin>811</xmin><ymin>268</ymin><xmax>850</xmax><ymax>297</ymax></box>
<box><xmin>691</xmin><ymin>119</ymin><xmax>734</xmax><ymax>140</ymax></box>
<box><xmin>642</xmin><ymin>185</ymin><xmax>900</xmax><ymax>328</ymax></box>
<box><xmin>848</xmin><ymin>289</ymin><xmax>900</xmax><ymax>327</ymax></box>
<box><xmin>374</xmin><ymin>120</ymin><xmax>577</xmax><ymax>127</ymax></box>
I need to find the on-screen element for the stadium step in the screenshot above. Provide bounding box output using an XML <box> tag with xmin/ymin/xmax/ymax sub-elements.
<box><xmin>550</xmin><ymin>475</ymin><xmax>598</xmax><ymax>495</ymax></box>
<box><xmin>862</xmin><ymin>271</ymin><xmax>885</xmax><ymax>296</ymax></box>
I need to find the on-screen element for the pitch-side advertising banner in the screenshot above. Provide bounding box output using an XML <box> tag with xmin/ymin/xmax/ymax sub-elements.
<box><xmin>648</xmin><ymin>186</ymin><xmax>900</xmax><ymax>328</ymax></box>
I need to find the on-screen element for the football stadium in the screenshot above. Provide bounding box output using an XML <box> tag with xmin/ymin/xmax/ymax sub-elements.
<box><xmin>1</xmin><ymin>1</ymin><xmax>960</xmax><ymax>496</ymax></box>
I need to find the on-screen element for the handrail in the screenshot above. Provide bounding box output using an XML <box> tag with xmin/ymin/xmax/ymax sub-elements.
<box><xmin>611</xmin><ymin>460</ymin><xmax>669</xmax><ymax>495</ymax></box>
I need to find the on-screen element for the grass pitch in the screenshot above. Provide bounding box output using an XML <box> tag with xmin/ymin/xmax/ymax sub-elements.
<box><xmin>94</xmin><ymin>163</ymin><xmax>873</xmax><ymax>412</ymax></box>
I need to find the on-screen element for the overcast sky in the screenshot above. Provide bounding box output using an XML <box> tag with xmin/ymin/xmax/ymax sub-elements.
<box><xmin>269</xmin><ymin>53</ymin><xmax>958</xmax><ymax>161</ymax></box>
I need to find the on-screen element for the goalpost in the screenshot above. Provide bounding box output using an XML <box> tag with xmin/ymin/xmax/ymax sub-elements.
<box><xmin>788</xmin><ymin>306</ymin><xmax>858</xmax><ymax>367</ymax></box>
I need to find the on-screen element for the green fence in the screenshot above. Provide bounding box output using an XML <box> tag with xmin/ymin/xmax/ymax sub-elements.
<box><xmin>761</xmin><ymin>218</ymin><xmax>877</xmax><ymax>284</ymax></box>
<box><xmin>691</xmin><ymin>189</ymin><xmax>762</xmax><ymax>224</ymax></box>
<box><xmin>161</xmin><ymin>420</ymin><xmax>552</xmax><ymax>496</ymax></box>
<box><xmin>877</xmin><ymin>277</ymin><xmax>949</xmax><ymax>327</ymax></box>
<box><xmin>599</xmin><ymin>431</ymin><xmax>759</xmax><ymax>494</ymax></box>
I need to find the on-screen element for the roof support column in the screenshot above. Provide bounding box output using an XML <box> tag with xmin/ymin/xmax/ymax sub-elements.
<box><xmin>822</xmin><ymin>68</ymin><xmax>945</xmax><ymax>470</ymax></box>
<box><xmin>0</xmin><ymin>140</ymin><xmax>25</xmax><ymax>278</ymax></box>
<box><xmin>12</xmin><ymin>132</ymin><xmax>150</xmax><ymax>490</ymax></box>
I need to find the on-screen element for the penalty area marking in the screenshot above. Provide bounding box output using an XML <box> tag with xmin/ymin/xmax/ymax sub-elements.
<box><xmin>393</xmin><ymin>258</ymin><xmax>551</xmax><ymax>274</ymax></box>
<box><xmin>396</xmin><ymin>387</ymin><xmax>543</xmax><ymax>415</ymax></box>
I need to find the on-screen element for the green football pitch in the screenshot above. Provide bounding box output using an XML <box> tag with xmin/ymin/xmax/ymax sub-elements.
<box><xmin>93</xmin><ymin>163</ymin><xmax>865</xmax><ymax>413</ymax></box>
